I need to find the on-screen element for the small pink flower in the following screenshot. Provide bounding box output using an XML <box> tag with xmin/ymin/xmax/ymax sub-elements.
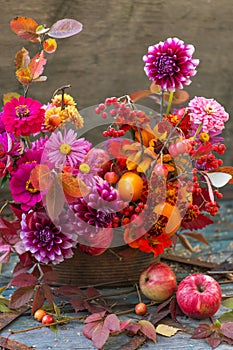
<box><xmin>45</xmin><ymin>128</ymin><xmax>92</xmax><ymax>168</ymax></box>
<box><xmin>188</xmin><ymin>96</ymin><xmax>229</xmax><ymax>134</ymax></box>
<box><xmin>1</xmin><ymin>96</ymin><xmax>44</xmax><ymax>136</ymax></box>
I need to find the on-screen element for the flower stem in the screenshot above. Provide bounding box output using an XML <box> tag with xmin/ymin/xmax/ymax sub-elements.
<box><xmin>192</xmin><ymin>122</ymin><xmax>203</xmax><ymax>140</ymax></box>
<box><xmin>165</xmin><ymin>91</ymin><xmax>174</xmax><ymax>116</ymax></box>
<box><xmin>25</xmin><ymin>136</ymin><xmax>31</xmax><ymax>149</ymax></box>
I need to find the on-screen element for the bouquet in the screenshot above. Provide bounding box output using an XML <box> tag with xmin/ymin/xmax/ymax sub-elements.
<box><xmin>0</xmin><ymin>16</ymin><xmax>232</xmax><ymax>288</ymax></box>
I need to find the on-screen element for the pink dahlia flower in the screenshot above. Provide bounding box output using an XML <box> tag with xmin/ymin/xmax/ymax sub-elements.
<box><xmin>45</xmin><ymin>129</ymin><xmax>92</xmax><ymax>168</ymax></box>
<box><xmin>10</xmin><ymin>162</ymin><xmax>42</xmax><ymax>211</ymax></box>
<box><xmin>1</xmin><ymin>96</ymin><xmax>44</xmax><ymax>136</ymax></box>
<box><xmin>188</xmin><ymin>96</ymin><xmax>229</xmax><ymax>134</ymax></box>
<box><xmin>20</xmin><ymin>210</ymin><xmax>75</xmax><ymax>265</ymax></box>
<box><xmin>143</xmin><ymin>37</ymin><xmax>199</xmax><ymax>92</ymax></box>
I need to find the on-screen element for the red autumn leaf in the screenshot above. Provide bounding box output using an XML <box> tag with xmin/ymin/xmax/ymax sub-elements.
<box><xmin>43</xmin><ymin>38</ymin><xmax>57</xmax><ymax>54</ymax></box>
<box><xmin>41</xmin><ymin>284</ymin><xmax>54</xmax><ymax>307</ymax></box>
<box><xmin>104</xmin><ymin>314</ymin><xmax>121</xmax><ymax>332</ymax></box>
<box><xmin>29</xmin><ymin>51</ymin><xmax>47</xmax><ymax>80</ymax></box>
<box><xmin>181</xmin><ymin>214</ymin><xmax>213</xmax><ymax>230</ymax></box>
<box><xmin>10</xmin><ymin>16</ymin><xmax>40</xmax><ymax>42</ymax></box>
<box><xmin>84</xmin><ymin>311</ymin><xmax>106</xmax><ymax>324</ymax></box>
<box><xmin>0</xmin><ymin>244</ymin><xmax>11</xmax><ymax>263</ymax></box>
<box><xmin>9</xmin><ymin>286</ymin><xmax>35</xmax><ymax>309</ymax></box>
<box><xmin>56</xmin><ymin>285</ymin><xmax>84</xmax><ymax>297</ymax></box>
<box><xmin>48</xmin><ymin>19</ymin><xmax>83</xmax><ymax>39</ymax></box>
<box><xmin>182</xmin><ymin>231</ymin><xmax>209</xmax><ymax>245</ymax></box>
<box><xmin>205</xmin><ymin>331</ymin><xmax>221</xmax><ymax>348</ymax></box>
<box><xmin>31</xmin><ymin>285</ymin><xmax>45</xmax><ymax>316</ymax></box>
<box><xmin>70</xmin><ymin>297</ymin><xmax>86</xmax><ymax>312</ymax></box>
<box><xmin>120</xmin><ymin>320</ymin><xmax>132</xmax><ymax>330</ymax></box>
<box><xmin>14</xmin><ymin>48</ymin><xmax>30</xmax><ymax>70</ymax></box>
<box><xmin>138</xmin><ymin>320</ymin><xmax>156</xmax><ymax>343</ymax></box>
<box><xmin>220</xmin><ymin>322</ymin><xmax>233</xmax><ymax>339</ymax></box>
<box><xmin>215</xmin><ymin>166</ymin><xmax>233</xmax><ymax>184</ymax></box>
<box><xmin>191</xmin><ymin>324</ymin><xmax>213</xmax><ymax>339</ymax></box>
<box><xmin>130</xmin><ymin>90</ymin><xmax>151</xmax><ymax>103</ymax></box>
<box><xmin>9</xmin><ymin>273</ymin><xmax>37</xmax><ymax>288</ymax></box>
<box><xmin>45</xmin><ymin>176</ymin><xmax>66</xmax><ymax>220</ymax></box>
<box><xmin>0</xmin><ymin>217</ymin><xmax>20</xmax><ymax>244</ymax></box>
<box><xmin>83</xmin><ymin>322</ymin><xmax>99</xmax><ymax>339</ymax></box>
<box><xmin>85</xmin><ymin>287</ymin><xmax>100</xmax><ymax>299</ymax></box>
<box><xmin>92</xmin><ymin>322</ymin><xmax>110</xmax><ymax>349</ymax></box>
<box><xmin>123</xmin><ymin>321</ymin><xmax>141</xmax><ymax>335</ymax></box>
<box><xmin>41</xmin><ymin>270</ymin><xmax>59</xmax><ymax>284</ymax></box>
<box><xmin>29</xmin><ymin>164</ymin><xmax>51</xmax><ymax>191</ymax></box>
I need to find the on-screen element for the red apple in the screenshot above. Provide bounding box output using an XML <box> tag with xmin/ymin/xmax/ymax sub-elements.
<box><xmin>176</xmin><ymin>273</ymin><xmax>222</xmax><ymax>320</ymax></box>
<box><xmin>139</xmin><ymin>262</ymin><xmax>177</xmax><ymax>302</ymax></box>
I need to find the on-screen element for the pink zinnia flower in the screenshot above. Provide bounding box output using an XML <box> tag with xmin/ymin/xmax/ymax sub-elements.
<box><xmin>143</xmin><ymin>37</ymin><xmax>199</xmax><ymax>91</ymax></box>
<box><xmin>188</xmin><ymin>96</ymin><xmax>229</xmax><ymax>134</ymax></box>
<box><xmin>1</xmin><ymin>96</ymin><xmax>44</xmax><ymax>136</ymax></box>
<box><xmin>10</xmin><ymin>162</ymin><xmax>42</xmax><ymax>211</ymax></box>
<box><xmin>45</xmin><ymin>129</ymin><xmax>92</xmax><ymax>168</ymax></box>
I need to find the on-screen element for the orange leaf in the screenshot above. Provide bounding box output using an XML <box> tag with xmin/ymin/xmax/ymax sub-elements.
<box><xmin>150</xmin><ymin>82</ymin><xmax>162</xmax><ymax>94</ymax></box>
<box><xmin>29</xmin><ymin>165</ymin><xmax>51</xmax><ymax>191</ymax></box>
<box><xmin>58</xmin><ymin>173</ymin><xmax>89</xmax><ymax>198</ymax></box>
<box><xmin>16</xmin><ymin>67</ymin><xmax>32</xmax><ymax>85</ymax></box>
<box><xmin>178</xmin><ymin>235</ymin><xmax>194</xmax><ymax>252</ymax></box>
<box><xmin>164</xmin><ymin>90</ymin><xmax>189</xmax><ymax>104</ymax></box>
<box><xmin>43</xmin><ymin>38</ymin><xmax>57</xmax><ymax>54</ymax></box>
<box><xmin>130</xmin><ymin>90</ymin><xmax>151</xmax><ymax>103</ymax></box>
<box><xmin>215</xmin><ymin>166</ymin><xmax>233</xmax><ymax>184</ymax></box>
<box><xmin>3</xmin><ymin>92</ymin><xmax>20</xmax><ymax>104</ymax></box>
<box><xmin>14</xmin><ymin>48</ymin><xmax>30</xmax><ymax>70</ymax></box>
<box><xmin>10</xmin><ymin>16</ymin><xmax>40</xmax><ymax>42</ymax></box>
<box><xmin>29</xmin><ymin>51</ymin><xmax>47</xmax><ymax>80</ymax></box>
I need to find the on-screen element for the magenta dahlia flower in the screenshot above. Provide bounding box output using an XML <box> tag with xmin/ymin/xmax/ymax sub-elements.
<box><xmin>70</xmin><ymin>178</ymin><xmax>122</xmax><ymax>238</ymax></box>
<box><xmin>188</xmin><ymin>96</ymin><xmax>229</xmax><ymax>134</ymax></box>
<box><xmin>20</xmin><ymin>210</ymin><xmax>75</xmax><ymax>265</ymax></box>
<box><xmin>143</xmin><ymin>37</ymin><xmax>199</xmax><ymax>91</ymax></box>
<box><xmin>1</xmin><ymin>96</ymin><xmax>44</xmax><ymax>136</ymax></box>
<box><xmin>10</xmin><ymin>162</ymin><xmax>42</xmax><ymax>211</ymax></box>
<box><xmin>45</xmin><ymin>129</ymin><xmax>92</xmax><ymax>168</ymax></box>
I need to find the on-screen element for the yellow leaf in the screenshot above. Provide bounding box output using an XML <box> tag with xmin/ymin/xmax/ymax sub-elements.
<box><xmin>156</xmin><ymin>324</ymin><xmax>181</xmax><ymax>337</ymax></box>
<box><xmin>16</xmin><ymin>67</ymin><xmax>32</xmax><ymax>85</ymax></box>
<box><xmin>15</xmin><ymin>47</ymin><xmax>30</xmax><ymax>70</ymax></box>
<box><xmin>3</xmin><ymin>92</ymin><xmax>20</xmax><ymax>104</ymax></box>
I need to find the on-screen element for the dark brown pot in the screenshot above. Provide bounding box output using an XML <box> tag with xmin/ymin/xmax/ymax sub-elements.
<box><xmin>53</xmin><ymin>246</ymin><xmax>157</xmax><ymax>288</ymax></box>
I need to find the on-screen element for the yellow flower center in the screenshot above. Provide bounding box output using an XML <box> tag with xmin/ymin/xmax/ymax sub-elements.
<box><xmin>59</xmin><ymin>143</ymin><xmax>71</xmax><ymax>155</ymax></box>
<box><xmin>199</xmin><ymin>132</ymin><xmax>210</xmax><ymax>143</ymax></box>
<box><xmin>25</xmin><ymin>180</ymin><xmax>38</xmax><ymax>193</ymax></box>
<box><xmin>15</xmin><ymin>105</ymin><xmax>30</xmax><ymax>118</ymax></box>
<box><xmin>79</xmin><ymin>163</ymin><xmax>90</xmax><ymax>174</ymax></box>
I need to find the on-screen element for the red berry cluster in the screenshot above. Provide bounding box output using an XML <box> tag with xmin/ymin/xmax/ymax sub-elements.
<box><xmin>205</xmin><ymin>200</ymin><xmax>219</xmax><ymax>216</ymax></box>
<box><xmin>212</xmin><ymin>143</ymin><xmax>226</xmax><ymax>155</ymax></box>
<box><xmin>113</xmin><ymin>201</ymin><xmax>146</xmax><ymax>228</ymax></box>
<box><xmin>102</xmin><ymin>127</ymin><xmax>126</xmax><ymax>138</ymax></box>
<box><xmin>196</xmin><ymin>153</ymin><xmax>223</xmax><ymax>171</ymax></box>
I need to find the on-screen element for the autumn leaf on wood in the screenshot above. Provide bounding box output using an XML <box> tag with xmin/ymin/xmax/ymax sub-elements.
<box><xmin>10</xmin><ymin>16</ymin><xmax>40</xmax><ymax>42</ymax></box>
<box><xmin>138</xmin><ymin>320</ymin><xmax>156</xmax><ymax>343</ymax></box>
<box><xmin>9</xmin><ymin>272</ymin><xmax>37</xmax><ymax>288</ymax></box>
<box><xmin>9</xmin><ymin>286</ymin><xmax>35</xmax><ymax>309</ymax></box>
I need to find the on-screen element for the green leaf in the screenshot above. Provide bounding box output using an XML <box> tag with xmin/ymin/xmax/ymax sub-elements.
<box><xmin>3</xmin><ymin>92</ymin><xmax>21</xmax><ymax>104</ymax></box>
<box><xmin>0</xmin><ymin>303</ymin><xmax>12</xmax><ymax>313</ymax></box>
<box><xmin>219</xmin><ymin>311</ymin><xmax>233</xmax><ymax>323</ymax></box>
<box><xmin>222</xmin><ymin>297</ymin><xmax>233</xmax><ymax>309</ymax></box>
<box><xmin>48</xmin><ymin>19</ymin><xmax>83</xmax><ymax>39</ymax></box>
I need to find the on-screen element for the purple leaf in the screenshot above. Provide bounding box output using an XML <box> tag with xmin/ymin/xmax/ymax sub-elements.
<box><xmin>205</xmin><ymin>332</ymin><xmax>221</xmax><ymax>349</ymax></box>
<box><xmin>220</xmin><ymin>322</ymin><xmax>233</xmax><ymax>339</ymax></box>
<box><xmin>92</xmin><ymin>322</ymin><xmax>110</xmax><ymax>349</ymax></box>
<box><xmin>104</xmin><ymin>314</ymin><xmax>121</xmax><ymax>332</ymax></box>
<box><xmin>9</xmin><ymin>286</ymin><xmax>34</xmax><ymax>309</ymax></box>
<box><xmin>191</xmin><ymin>324</ymin><xmax>213</xmax><ymax>339</ymax></box>
<box><xmin>84</xmin><ymin>311</ymin><xmax>106</xmax><ymax>324</ymax></box>
<box><xmin>48</xmin><ymin>19</ymin><xmax>83</xmax><ymax>39</ymax></box>
<box><xmin>9</xmin><ymin>273</ymin><xmax>37</xmax><ymax>287</ymax></box>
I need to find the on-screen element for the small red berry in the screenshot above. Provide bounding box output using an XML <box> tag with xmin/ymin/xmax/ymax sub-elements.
<box><xmin>42</xmin><ymin>314</ymin><xmax>54</xmax><ymax>325</ymax></box>
<box><xmin>135</xmin><ymin>302</ymin><xmax>147</xmax><ymax>316</ymax></box>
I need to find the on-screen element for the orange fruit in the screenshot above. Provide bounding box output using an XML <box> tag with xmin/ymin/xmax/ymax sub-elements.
<box><xmin>154</xmin><ymin>202</ymin><xmax>181</xmax><ymax>236</ymax></box>
<box><xmin>117</xmin><ymin>172</ymin><xmax>143</xmax><ymax>201</ymax></box>
<box><xmin>34</xmin><ymin>309</ymin><xmax>47</xmax><ymax>321</ymax></box>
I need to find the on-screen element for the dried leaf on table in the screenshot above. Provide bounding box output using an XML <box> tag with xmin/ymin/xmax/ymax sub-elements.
<box><xmin>156</xmin><ymin>324</ymin><xmax>182</xmax><ymax>337</ymax></box>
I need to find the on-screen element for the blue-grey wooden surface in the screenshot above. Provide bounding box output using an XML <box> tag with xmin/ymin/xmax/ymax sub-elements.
<box><xmin>0</xmin><ymin>198</ymin><xmax>233</xmax><ymax>350</ymax></box>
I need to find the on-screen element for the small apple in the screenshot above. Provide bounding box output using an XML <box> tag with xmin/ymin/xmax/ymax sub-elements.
<box><xmin>176</xmin><ymin>273</ymin><xmax>222</xmax><ymax>320</ymax></box>
<box><xmin>139</xmin><ymin>262</ymin><xmax>177</xmax><ymax>302</ymax></box>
